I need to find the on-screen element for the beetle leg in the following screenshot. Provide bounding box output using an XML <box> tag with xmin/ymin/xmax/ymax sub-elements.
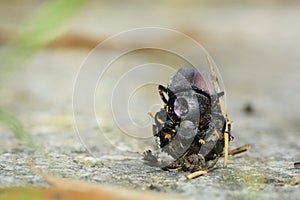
<box><xmin>143</xmin><ymin>150</ymin><xmax>164</xmax><ymax>167</ymax></box>
<box><xmin>158</xmin><ymin>85</ymin><xmax>169</xmax><ymax>105</ymax></box>
<box><xmin>217</xmin><ymin>91</ymin><xmax>225</xmax><ymax>98</ymax></box>
<box><xmin>143</xmin><ymin>150</ymin><xmax>173</xmax><ymax>169</ymax></box>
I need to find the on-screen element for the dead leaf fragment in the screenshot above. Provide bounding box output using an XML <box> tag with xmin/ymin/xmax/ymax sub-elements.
<box><xmin>276</xmin><ymin>176</ymin><xmax>300</xmax><ymax>187</ymax></box>
<box><xmin>24</xmin><ymin>162</ymin><xmax>182</xmax><ymax>200</ymax></box>
<box><xmin>290</xmin><ymin>176</ymin><xmax>300</xmax><ymax>186</ymax></box>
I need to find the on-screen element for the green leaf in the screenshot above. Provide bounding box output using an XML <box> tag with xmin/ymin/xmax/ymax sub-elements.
<box><xmin>0</xmin><ymin>187</ymin><xmax>44</xmax><ymax>200</ymax></box>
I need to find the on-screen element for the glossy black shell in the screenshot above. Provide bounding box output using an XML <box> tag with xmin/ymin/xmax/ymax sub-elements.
<box><xmin>144</xmin><ymin>67</ymin><xmax>232</xmax><ymax>172</ymax></box>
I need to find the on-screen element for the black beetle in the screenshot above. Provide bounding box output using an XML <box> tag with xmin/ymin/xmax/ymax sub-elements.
<box><xmin>144</xmin><ymin>67</ymin><xmax>233</xmax><ymax>172</ymax></box>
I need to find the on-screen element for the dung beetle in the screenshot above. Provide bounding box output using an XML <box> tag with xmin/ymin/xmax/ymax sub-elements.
<box><xmin>144</xmin><ymin>67</ymin><xmax>233</xmax><ymax>172</ymax></box>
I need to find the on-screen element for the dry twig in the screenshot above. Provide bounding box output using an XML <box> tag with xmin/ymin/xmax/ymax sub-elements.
<box><xmin>207</xmin><ymin>56</ymin><xmax>230</xmax><ymax>167</ymax></box>
<box><xmin>147</xmin><ymin>112</ymin><xmax>163</xmax><ymax>124</ymax></box>
<box><xmin>222</xmin><ymin>144</ymin><xmax>251</xmax><ymax>157</ymax></box>
<box><xmin>187</xmin><ymin>170</ymin><xmax>207</xmax><ymax>180</ymax></box>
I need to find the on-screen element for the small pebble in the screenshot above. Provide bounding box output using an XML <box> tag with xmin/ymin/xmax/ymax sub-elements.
<box><xmin>243</xmin><ymin>103</ymin><xmax>254</xmax><ymax>115</ymax></box>
<box><xmin>294</xmin><ymin>162</ymin><xmax>300</xmax><ymax>168</ymax></box>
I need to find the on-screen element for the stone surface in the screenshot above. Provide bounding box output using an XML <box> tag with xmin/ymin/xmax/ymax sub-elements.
<box><xmin>0</xmin><ymin>1</ymin><xmax>299</xmax><ymax>199</ymax></box>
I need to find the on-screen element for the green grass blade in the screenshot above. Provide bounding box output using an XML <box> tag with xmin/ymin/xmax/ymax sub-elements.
<box><xmin>0</xmin><ymin>108</ymin><xmax>33</xmax><ymax>146</ymax></box>
<box><xmin>0</xmin><ymin>0</ymin><xmax>85</xmax><ymax>81</ymax></box>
